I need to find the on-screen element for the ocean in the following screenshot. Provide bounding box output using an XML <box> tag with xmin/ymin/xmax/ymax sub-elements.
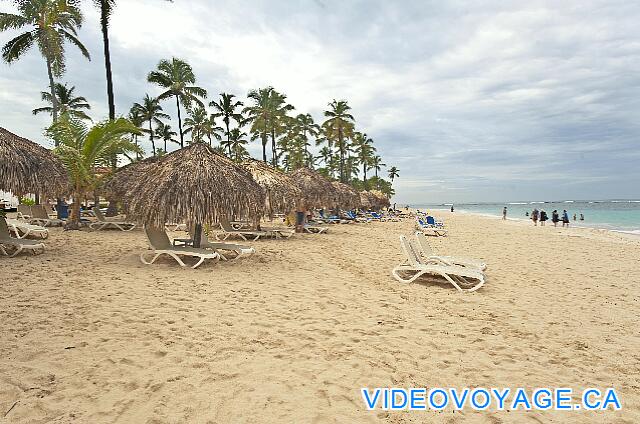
<box><xmin>414</xmin><ymin>200</ymin><xmax>640</xmax><ymax>235</ymax></box>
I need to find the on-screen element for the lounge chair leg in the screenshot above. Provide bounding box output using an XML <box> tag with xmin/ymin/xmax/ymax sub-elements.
<box><xmin>167</xmin><ymin>252</ymin><xmax>187</xmax><ymax>267</ymax></box>
<box><xmin>191</xmin><ymin>257</ymin><xmax>206</xmax><ymax>269</ymax></box>
<box><xmin>8</xmin><ymin>245</ymin><xmax>23</xmax><ymax>258</ymax></box>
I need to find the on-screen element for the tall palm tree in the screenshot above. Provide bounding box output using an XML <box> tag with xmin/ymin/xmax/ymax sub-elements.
<box><xmin>94</xmin><ymin>0</ymin><xmax>115</xmax><ymax>120</ymax></box>
<box><xmin>1</xmin><ymin>0</ymin><xmax>90</xmax><ymax>124</ymax></box>
<box><xmin>147</xmin><ymin>58</ymin><xmax>207</xmax><ymax>148</ymax></box>
<box><xmin>322</xmin><ymin>100</ymin><xmax>355</xmax><ymax>183</ymax></box>
<box><xmin>370</xmin><ymin>155</ymin><xmax>385</xmax><ymax>179</ymax></box>
<box><xmin>132</xmin><ymin>94</ymin><xmax>169</xmax><ymax>157</ymax></box>
<box><xmin>183</xmin><ymin>107</ymin><xmax>222</xmax><ymax>145</ymax></box>
<box><xmin>47</xmin><ymin>115</ymin><xmax>141</xmax><ymax>228</ymax></box>
<box><xmin>33</xmin><ymin>82</ymin><xmax>91</xmax><ymax>120</ymax></box>
<box><xmin>156</xmin><ymin>122</ymin><xmax>177</xmax><ymax>153</ymax></box>
<box><xmin>352</xmin><ymin>132</ymin><xmax>376</xmax><ymax>183</ymax></box>
<box><xmin>267</xmin><ymin>90</ymin><xmax>294</xmax><ymax>167</ymax></box>
<box><xmin>210</xmin><ymin>92</ymin><xmax>244</xmax><ymax>154</ymax></box>
<box><xmin>128</xmin><ymin>106</ymin><xmax>145</xmax><ymax>159</ymax></box>
<box><xmin>388</xmin><ymin>166</ymin><xmax>400</xmax><ymax>184</ymax></box>
<box><xmin>293</xmin><ymin>113</ymin><xmax>320</xmax><ymax>166</ymax></box>
<box><xmin>245</xmin><ymin>87</ymin><xmax>273</xmax><ymax>163</ymax></box>
<box><xmin>226</xmin><ymin>128</ymin><xmax>249</xmax><ymax>162</ymax></box>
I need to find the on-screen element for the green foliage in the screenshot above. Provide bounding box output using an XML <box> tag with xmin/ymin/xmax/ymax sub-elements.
<box><xmin>33</xmin><ymin>82</ymin><xmax>91</xmax><ymax>120</ymax></box>
<box><xmin>20</xmin><ymin>197</ymin><xmax>36</xmax><ymax>206</ymax></box>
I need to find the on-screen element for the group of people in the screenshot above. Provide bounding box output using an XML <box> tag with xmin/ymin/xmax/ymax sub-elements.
<box><xmin>527</xmin><ymin>208</ymin><xmax>583</xmax><ymax>227</ymax></box>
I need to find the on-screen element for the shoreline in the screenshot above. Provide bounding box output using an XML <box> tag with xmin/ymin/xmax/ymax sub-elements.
<box><xmin>422</xmin><ymin>207</ymin><xmax>640</xmax><ymax>238</ymax></box>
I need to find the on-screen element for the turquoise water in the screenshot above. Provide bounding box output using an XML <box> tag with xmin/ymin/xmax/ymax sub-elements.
<box><xmin>415</xmin><ymin>200</ymin><xmax>640</xmax><ymax>234</ymax></box>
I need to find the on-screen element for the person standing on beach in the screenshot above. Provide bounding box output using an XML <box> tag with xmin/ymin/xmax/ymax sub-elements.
<box><xmin>540</xmin><ymin>210</ymin><xmax>548</xmax><ymax>226</ymax></box>
<box><xmin>451</xmin><ymin>205</ymin><xmax>454</xmax><ymax>212</ymax></box>
<box><xmin>502</xmin><ymin>206</ymin><xmax>507</xmax><ymax>220</ymax></box>
<box><xmin>532</xmin><ymin>208</ymin><xmax>539</xmax><ymax>226</ymax></box>
<box><xmin>573</xmin><ymin>213</ymin><xmax>577</xmax><ymax>221</ymax></box>
<box><xmin>552</xmin><ymin>210</ymin><xmax>559</xmax><ymax>227</ymax></box>
<box><xmin>562</xmin><ymin>210</ymin><xmax>570</xmax><ymax>227</ymax></box>
<box><xmin>580</xmin><ymin>213</ymin><xmax>584</xmax><ymax>221</ymax></box>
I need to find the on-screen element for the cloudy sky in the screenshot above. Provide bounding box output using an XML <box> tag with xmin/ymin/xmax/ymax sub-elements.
<box><xmin>1</xmin><ymin>0</ymin><xmax>639</xmax><ymax>203</ymax></box>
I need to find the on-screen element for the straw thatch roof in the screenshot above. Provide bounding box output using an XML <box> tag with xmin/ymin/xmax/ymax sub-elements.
<box><xmin>103</xmin><ymin>156</ymin><xmax>160</xmax><ymax>199</ymax></box>
<box><xmin>359</xmin><ymin>190</ymin><xmax>374</xmax><ymax>209</ymax></box>
<box><xmin>370</xmin><ymin>189</ymin><xmax>391</xmax><ymax>208</ymax></box>
<box><xmin>241</xmin><ymin>159</ymin><xmax>302</xmax><ymax>215</ymax></box>
<box><xmin>290</xmin><ymin>167</ymin><xmax>337</xmax><ymax>208</ymax></box>
<box><xmin>0</xmin><ymin>127</ymin><xmax>68</xmax><ymax>197</ymax></box>
<box><xmin>331</xmin><ymin>181</ymin><xmax>361</xmax><ymax>209</ymax></box>
<box><xmin>119</xmin><ymin>143</ymin><xmax>264</xmax><ymax>226</ymax></box>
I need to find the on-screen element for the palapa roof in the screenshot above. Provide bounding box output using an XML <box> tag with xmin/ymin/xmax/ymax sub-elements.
<box><xmin>331</xmin><ymin>181</ymin><xmax>361</xmax><ymax>209</ymax></box>
<box><xmin>0</xmin><ymin>127</ymin><xmax>68</xmax><ymax>197</ymax></box>
<box><xmin>359</xmin><ymin>190</ymin><xmax>374</xmax><ymax>208</ymax></box>
<box><xmin>241</xmin><ymin>159</ymin><xmax>302</xmax><ymax>215</ymax></box>
<box><xmin>103</xmin><ymin>156</ymin><xmax>160</xmax><ymax>199</ymax></box>
<box><xmin>119</xmin><ymin>143</ymin><xmax>265</xmax><ymax>226</ymax></box>
<box><xmin>290</xmin><ymin>167</ymin><xmax>337</xmax><ymax>208</ymax></box>
<box><xmin>370</xmin><ymin>189</ymin><xmax>391</xmax><ymax>207</ymax></box>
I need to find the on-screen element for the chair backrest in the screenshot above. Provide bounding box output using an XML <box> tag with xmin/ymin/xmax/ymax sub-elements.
<box><xmin>399</xmin><ymin>235</ymin><xmax>421</xmax><ymax>267</ymax></box>
<box><xmin>145</xmin><ymin>226</ymin><xmax>172</xmax><ymax>249</ymax></box>
<box><xmin>30</xmin><ymin>205</ymin><xmax>50</xmax><ymax>219</ymax></box>
<box><xmin>219</xmin><ymin>220</ymin><xmax>234</xmax><ymax>232</ymax></box>
<box><xmin>426</xmin><ymin>216</ymin><xmax>436</xmax><ymax>225</ymax></box>
<box><xmin>18</xmin><ymin>204</ymin><xmax>32</xmax><ymax>217</ymax></box>
<box><xmin>92</xmin><ymin>207</ymin><xmax>107</xmax><ymax>222</ymax></box>
<box><xmin>0</xmin><ymin>217</ymin><xmax>12</xmax><ymax>240</ymax></box>
<box><xmin>415</xmin><ymin>231</ymin><xmax>433</xmax><ymax>256</ymax></box>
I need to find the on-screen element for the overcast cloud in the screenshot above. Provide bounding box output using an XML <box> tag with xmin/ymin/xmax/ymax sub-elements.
<box><xmin>1</xmin><ymin>0</ymin><xmax>639</xmax><ymax>203</ymax></box>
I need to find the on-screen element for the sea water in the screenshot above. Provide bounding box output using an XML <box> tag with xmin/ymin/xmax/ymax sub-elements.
<box><xmin>414</xmin><ymin>200</ymin><xmax>640</xmax><ymax>235</ymax></box>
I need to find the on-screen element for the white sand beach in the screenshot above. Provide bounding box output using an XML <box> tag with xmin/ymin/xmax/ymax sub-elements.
<box><xmin>1</xmin><ymin>212</ymin><xmax>639</xmax><ymax>423</ymax></box>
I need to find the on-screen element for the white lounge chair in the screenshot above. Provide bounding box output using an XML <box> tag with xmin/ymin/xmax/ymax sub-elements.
<box><xmin>0</xmin><ymin>217</ymin><xmax>45</xmax><ymax>257</ymax></box>
<box><xmin>304</xmin><ymin>223</ymin><xmax>328</xmax><ymax>234</ymax></box>
<box><xmin>392</xmin><ymin>235</ymin><xmax>485</xmax><ymax>292</ymax></box>
<box><xmin>216</xmin><ymin>220</ymin><xmax>266</xmax><ymax>241</ymax></box>
<box><xmin>184</xmin><ymin>227</ymin><xmax>255</xmax><ymax>260</ymax></box>
<box><xmin>29</xmin><ymin>205</ymin><xmax>63</xmax><ymax>227</ymax></box>
<box><xmin>261</xmin><ymin>226</ymin><xmax>295</xmax><ymax>239</ymax></box>
<box><xmin>17</xmin><ymin>204</ymin><xmax>32</xmax><ymax>220</ymax></box>
<box><xmin>140</xmin><ymin>226</ymin><xmax>220</xmax><ymax>269</ymax></box>
<box><xmin>415</xmin><ymin>217</ymin><xmax>448</xmax><ymax>237</ymax></box>
<box><xmin>90</xmin><ymin>207</ymin><xmax>137</xmax><ymax>231</ymax></box>
<box><xmin>6</xmin><ymin>218</ymin><xmax>48</xmax><ymax>239</ymax></box>
<box><xmin>415</xmin><ymin>232</ymin><xmax>486</xmax><ymax>271</ymax></box>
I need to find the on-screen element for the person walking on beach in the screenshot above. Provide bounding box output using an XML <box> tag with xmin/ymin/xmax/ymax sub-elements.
<box><xmin>573</xmin><ymin>213</ymin><xmax>577</xmax><ymax>221</ymax></box>
<box><xmin>552</xmin><ymin>210</ymin><xmax>559</xmax><ymax>227</ymax></box>
<box><xmin>502</xmin><ymin>206</ymin><xmax>507</xmax><ymax>220</ymax></box>
<box><xmin>580</xmin><ymin>213</ymin><xmax>584</xmax><ymax>221</ymax></box>
<box><xmin>451</xmin><ymin>205</ymin><xmax>454</xmax><ymax>213</ymax></box>
<box><xmin>540</xmin><ymin>210</ymin><xmax>548</xmax><ymax>226</ymax></box>
<box><xmin>562</xmin><ymin>210</ymin><xmax>570</xmax><ymax>227</ymax></box>
<box><xmin>532</xmin><ymin>208</ymin><xmax>539</xmax><ymax>226</ymax></box>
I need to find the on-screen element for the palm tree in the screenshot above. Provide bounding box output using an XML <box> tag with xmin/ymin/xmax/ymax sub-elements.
<box><xmin>94</xmin><ymin>0</ymin><xmax>116</xmax><ymax>120</ymax></box>
<box><xmin>33</xmin><ymin>82</ymin><xmax>91</xmax><ymax>120</ymax></box>
<box><xmin>352</xmin><ymin>132</ymin><xmax>376</xmax><ymax>183</ymax></box>
<box><xmin>156</xmin><ymin>122</ymin><xmax>177</xmax><ymax>153</ymax></box>
<box><xmin>147</xmin><ymin>58</ymin><xmax>207</xmax><ymax>148</ymax></box>
<box><xmin>267</xmin><ymin>90</ymin><xmax>294</xmax><ymax>166</ymax></box>
<box><xmin>322</xmin><ymin>100</ymin><xmax>355</xmax><ymax>183</ymax></box>
<box><xmin>1</xmin><ymin>0</ymin><xmax>90</xmax><ymax>124</ymax></box>
<box><xmin>370</xmin><ymin>155</ymin><xmax>385</xmax><ymax>179</ymax></box>
<box><xmin>293</xmin><ymin>113</ymin><xmax>320</xmax><ymax>166</ymax></box>
<box><xmin>128</xmin><ymin>106</ymin><xmax>145</xmax><ymax>159</ymax></box>
<box><xmin>183</xmin><ymin>107</ymin><xmax>222</xmax><ymax>145</ymax></box>
<box><xmin>132</xmin><ymin>95</ymin><xmax>170</xmax><ymax>157</ymax></box>
<box><xmin>388</xmin><ymin>166</ymin><xmax>400</xmax><ymax>184</ymax></box>
<box><xmin>226</xmin><ymin>128</ymin><xmax>249</xmax><ymax>162</ymax></box>
<box><xmin>210</xmin><ymin>93</ymin><xmax>244</xmax><ymax>154</ymax></box>
<box><xmin>245</xmin><ymin>87</ymin><xmax>273</xmax><ymax>163</ymax></box>
<box><xmin>47</xmin><ymin>115</ymin><xmax>141</xmax><ymax>228</ymax></box>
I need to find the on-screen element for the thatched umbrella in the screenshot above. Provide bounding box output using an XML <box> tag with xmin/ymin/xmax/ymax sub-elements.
<box><xmin>120</xmin><ymin>143</ymin><xmax>264</xmax><ymax>246</ymax></box>
<box><xmin>0</xmin><ymin>127</ymin><xmax>68</xmax><ymax>198</ymax></box>
<box><xmin>331</xmin><ymin>181</ymin><xmax>360</xmax><ymax>209</ymax></box>
<box><xmin>370</xmin><ymin>189</ymin><xmax>391</xmax><ymax>208</ymax></box>
<box><xmin>359</xmin><ymin>191</ymin><xmax>374</xmax><ymax>209</ymax></box>
<box><xmin>241</xmin><ymin>159</ymin><xmax>302</xmax><ymax>217</ymax></box>
<box><xmin>103</xmin><ymin>156</ymin><xmax>159</xmax><ymax>200</ymax></box>
<box><xmin>290</xmin><ymin>167</ymin><xmax>337</xmax><ymax>209</ymax></box>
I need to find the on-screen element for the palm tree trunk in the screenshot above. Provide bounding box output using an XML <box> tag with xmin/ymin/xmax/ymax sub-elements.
<box><xmin>363</xmin><ymin>164</ymin><xmax>367</xmax><ymax>183</ymax></box>
<box><xmin>100</xmin><ymin>5</ymin><xmax>116</xmax><ymax>121</ymax></box>
<box><xmin>45</xmin><ymin>56</ymin><xmax>58</xmax><ymax>126</ymax></box>
<box><xmin>176</xmin><ymin>95</ymin><xmax>184</xmax><ymax>148</ymax></box>
<box><xmin>261</xmin><ymin>133</ymin><xmax>268</xmax><ymax>163</ymax></box>
<box><xmin>225</xmin><ymin>121</ymin><xmax>231</xmax><ymax>156</ymax></box>
<box><xmin>164</xmin><ymin>138</ymin><xmax>167</xmax><ymax>152</ymax></box>
<box><xmin>271</xmin><ymin>128</ymin><xmax>277</xmax><ymax>167</ymax></box>
<box><xmin>149</xmin><ymin>121</ymin><xmax>156</xmax><ymax>156</ymax></box>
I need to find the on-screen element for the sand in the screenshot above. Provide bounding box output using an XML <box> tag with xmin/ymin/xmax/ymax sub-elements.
<box><xmin>1</xmin><ymin>212</ymin><xmax>639</xmax><ymax>423</ymax></box>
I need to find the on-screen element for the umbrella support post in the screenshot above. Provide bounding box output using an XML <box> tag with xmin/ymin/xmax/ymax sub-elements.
<box><xmin>193</xmin><ymin>223</ymin><xmax>202</xmax><ymax>248</ymax></box>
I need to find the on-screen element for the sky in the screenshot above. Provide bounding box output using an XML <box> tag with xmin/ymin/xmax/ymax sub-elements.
<box><xmin>1</xmin><ymin>0</ymin><xmax>639</xmax><ymax>204</ymax></box>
